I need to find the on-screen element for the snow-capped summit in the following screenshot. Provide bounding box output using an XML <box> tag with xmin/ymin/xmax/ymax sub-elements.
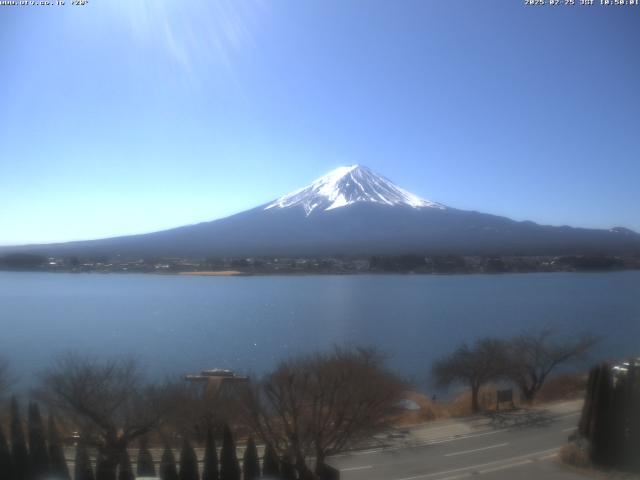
<box><xmin>264</xmin><ymin>165</ymin><xmax>445</xmax><ymax>216</ymax></box>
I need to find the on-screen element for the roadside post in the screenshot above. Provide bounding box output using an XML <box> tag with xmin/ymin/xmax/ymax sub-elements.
<box><xmin>496</xmin><ymin>389</ymin><xmax>515</xmax><ymax>411</ymax></box>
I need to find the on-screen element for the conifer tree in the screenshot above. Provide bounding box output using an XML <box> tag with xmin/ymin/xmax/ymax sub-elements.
<box><xmin>580</xmin><ymin>361</ymin><xmax>640</xmax><ymax>472</ymax></box>
<box><xmin>242</xmin><ymin>438</ymin><xmax>259</xmax><ymax>480</ymax></box>
<box><xmin>159</xmin><ymin>446</ymin><xmax>179</xmax><ymax>480</ymax></box>
<box><xmin>136</xmin><ymin>437</ymin><xmax>155</xmax><ymax>477</ymax></box>
<box><xmin>280</xmin><ymin>456</ymin><xmax>296</xmax><ymax>480</ymax></box>
<box><xmin>179</xmin><ymin>439</ymin><xmax>199</xmax><ymax>480</ymax></box>
<box><xmin>261</xmin><ymin>444</ymin><xmax>279</xmax><ymax>478</ymax></box>
<box><xmin>626</xmin><ymin>363</ymin><xmax>640</xmax><ymax>471</ymax></box>
<box><xmin>610</xmin><ymin>360</ymin><xmax>640</xmax><ymax>470</ymax></box>
<box><xmin>219</xmin><ymin>425</ymin><xmax>240</xmax><ymax>480</ymax></box>
<box><xmin>48</xmin><ymin>416</ymin><xmax>70</xmax><ymax>480</ymax></box>
<box><xmin>0</xmin><ymin>423</ymin><xmax>16</xmax><ymax>480</ymax></box>
<box><xmin>95</xmin><ymin>450</ymin><xmax>115</xmax><ymax>480</ymax></box>
<box><xmin>28</xmin><ymin>402</ymin><xmax>50</xmax><ymax>480</ymax></box>
<box><xmin>578</xmin><ymin>366</ymin><xmax>598</xmax><ymax>438</ymax></box>
<box><xmin>117</xmin><ymin>449</ymin><xmax>134</xmax><ymax>480</ymax></box>
<box><xmin>202</xmin><ymin>429</ymin><xmax>218</xmax><ymax>480</ymax></box>
<box><xmin>10</xmin><ymin>397</ymin><xmax>30</xmax><ymax>480</ymax></box>
<box><xmin>74</xmin><ymin>442</ymin><xmax>95</xmax><ymax>480</ymax></box>
<box><xmin>589</xmin><ymin>364</ymin><xmax>614</xmax><ymax>466</ymax></box>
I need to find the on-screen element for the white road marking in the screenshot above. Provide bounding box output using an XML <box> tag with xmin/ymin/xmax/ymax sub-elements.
<box><xmin>478</xmin><ymin>458</ymin><xmax>533</xmax><ymax>474</ymax></box>
<box><xmin>432</xmin><ymin>455</ymin><xmax>557</xmax><ymax>480</ymax></box>
<box><xmin>340</xmin><ymin>465</ymin><xmax>373</xmax><ymax>472</ymax></box>
<box><xmin>540</xmin><ymin>453</ymin><xmax>558</xmax><ymax>460</ymax></box>
<box><xmin>562</xmin><ymin>427</ymin><xmax>577</xmax><ymax>432</ymax></box>
<box><xmin>333</xmin><ymin>409</ymin><xmax>581</xmax><ymax>459</ymax></box>
<box><xmin>393</xmin><ymin>447</ymin><xmax>561</xmax><ymax>480</ymax></box>
<box><xmin>335</xmin><ymin>429</ymin><xmax>506</xmax><ymax>458</ymax></box>
<box><xmin>433</xmin><ymin>474</ymin><xmax>472</xmax><ymax>480</ymax></box>
<box><xmin>444</xmin><ymin>442</ymin><xmax>509</xmax><ymax>457</ymax></box>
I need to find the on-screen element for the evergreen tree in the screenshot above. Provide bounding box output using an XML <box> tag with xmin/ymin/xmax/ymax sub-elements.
<box><xmin>48</xmin><ymin>416</ymin><xmax>70</xmax><ymax>480</ymax></box>
<box><xmin>578</xmin><ymin>366</ymin><xmax>598</xmax><ymax>438</ymax></box>
<box><xmin>241</xmin><ymin>438</ymin><xmax>259</xmax><ymax>480</ymax></box>
<box><xmin>589</xmin><ymin>364</ymin><xmax>614</xmax><ymax>466</ymax></box>
<box><xmin>580</xmin><ymin>361</ymin><xmax>640</xmax><ymax>472</ymax></box>
<box><xmin>179</xmin><ymin>439</ymin><xmax>199</xmax><ymax>480</ymax></box>
<box><xmin>10</xmin><ymin>397</ymin><xmax>30</xmax><ymax>480</ymax></box>
<box><xmin>261</xmin><ymin>444</ymin><xmax>279</xmax><ymax>478</ymax></box>
<box><xmin>28</xmin><ymin>402</ymin><xmax>50</xmax><ymax>480</ymax></box>
<box><xmin>74</xmin><ymin>442</ymin><xmax>95</xmax><ymax>480</ymax></box>
<box><xmin>280</xmin><ymin>456</ymin><xmax>296</xmax><ymax>480</ymax></box>
<box><xmin>95</xmin><ymin>450</ymin><xmax>115</xmax><ymax>480</ymax></box>
<box><xmin>117</xmin><ymin>449</ymin><xmax>134</xmax><ymax>480</ymax></box>
<box><xmin>202</xmin><ymin>429</ymin><xmax>218</xmax><ymax>480</ymax></box>
<box><xmin>159</xmin><ymin>446</ymin><xmax>179</xmax><ymax>480</ymax></box>
<box><xmin>0</xmin><ymin>423</ymin><xmax>16</xmax><ymax>480</ymax></box>
<box><xmin>610</xmin><ymin>360</ymin><xmax>639</xmax><ymax>471</ymax></box>
<box><xmin>136</xmin><ymin>437</ymin><xmax>155</xmax><ymax>477</ymax></box>
<box><xmin>219</xmin><ymin>425</ymin><xmax>240</xmax><ymax>480</ymax></box>
<box><xmin>609</xmin><ymin>374</ymin><xmax>628</xmax><ymax>467</ymax></box>
<box><xmin>626</xmin><ymin>363</ymin><xmax>640</xmax><ymax>471</ymax></box>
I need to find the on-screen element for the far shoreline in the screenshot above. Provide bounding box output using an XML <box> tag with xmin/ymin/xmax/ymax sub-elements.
<box><xmin>1</xmin><ymin>268</ymin><xmax>640</xmax><ymax>278</ymax></box>
<box><xmin>179</xmin><ymin>270</ymin><xmax>247</xmax><ymax>277</ymax></box>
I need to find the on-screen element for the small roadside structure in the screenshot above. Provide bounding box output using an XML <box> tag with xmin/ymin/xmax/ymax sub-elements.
<box><xmin>184</xmin><ymin>368</ymin><xmax>249</xmax><ymax>396</ymax></box>
<box><xmin>496</xmin><ymin>388</ymin><xmax>515</xmax><ymax>411</ymax></box>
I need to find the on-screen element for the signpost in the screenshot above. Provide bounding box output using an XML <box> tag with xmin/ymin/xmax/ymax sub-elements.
<box><xmin>496</xmin><ymin>388</ymin><xmax>515</xmax><ymax>411</ymax></box>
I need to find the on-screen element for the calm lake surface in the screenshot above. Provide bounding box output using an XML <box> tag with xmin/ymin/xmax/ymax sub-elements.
<box><xmin>1</xmin><ymin>271</ymin><xmax>639</xmax><ymax>390</ymax></box>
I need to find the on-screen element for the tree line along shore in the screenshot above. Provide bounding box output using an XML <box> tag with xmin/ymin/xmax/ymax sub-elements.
<box><xmin>1</xmin><ymin>252</ymin><xmax>639</xmax><ymax>275</ymax></box>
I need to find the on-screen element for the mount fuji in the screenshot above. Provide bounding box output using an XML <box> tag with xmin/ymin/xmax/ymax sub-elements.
<box><xmin>264</xmin><ymin>165</ymin><xmax>445</xmax><ymax>215</ymax></box>
<box><xmin>3</xmin><ymin>165</ymin><xmax>639</xmax><ymax>258</ymax></box>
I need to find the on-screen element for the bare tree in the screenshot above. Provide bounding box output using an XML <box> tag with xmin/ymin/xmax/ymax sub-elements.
<box><xmin>37</xmin><ymin>353</ymin><xmax>175</xmax><ymax>480</ymax></box>
<box><xmin>242</xmin><ymin>347</ymin><xmax>406</xmax><ymax>479</ymax></box>
<box><xmin>162</xmin><ymin>375</ymin><xmax>246</xmax><ymax>441</ymax></box>
<box><xmin>505</xmin><ymin>329</ymin><xmax>598</xmax><ymax>403</ymax></box>
<box><xmin>432</xmin><ymin>338</ymin><xmax>508</xmax><ymax>414</ymax></box>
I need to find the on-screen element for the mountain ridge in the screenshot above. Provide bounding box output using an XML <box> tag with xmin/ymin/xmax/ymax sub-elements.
<box><xmin>1</xmin><ymin>165</ymin><xmax>639</xmax><ymax>259</ymax></box>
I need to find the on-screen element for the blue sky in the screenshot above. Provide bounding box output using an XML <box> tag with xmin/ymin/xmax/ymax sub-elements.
<box><xmin>1</xmin><ymin>1</ymin><xmax>638</xmax><ymax>246</ymax></box>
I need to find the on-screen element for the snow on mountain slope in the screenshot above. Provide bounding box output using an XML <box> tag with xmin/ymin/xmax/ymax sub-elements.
<box><xmin>264</xmin><ymin>165</ymin><xmax>445</xmax><ymax>216</ymax></box>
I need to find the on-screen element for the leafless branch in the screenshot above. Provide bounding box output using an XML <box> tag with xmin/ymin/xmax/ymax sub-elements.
<box><xmin>241</xmin><ymin>346</ymin><xmax>406</xmax><ymax>479</ymax></box>
<box><xmin>505</xmin><ymin>329</ymin><xmax>598</xmax><ymax>403</ymax></box>
<box><xmin>36</xmin><ymin>352</ymin><xmax>176</xmax><ymax>477</ymax></box>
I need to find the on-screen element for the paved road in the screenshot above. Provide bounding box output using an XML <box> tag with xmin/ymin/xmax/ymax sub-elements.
<box><xmin>328</xmin><ymin>410</ymin><xmax>589</xmax><ymax>480</ymax></box>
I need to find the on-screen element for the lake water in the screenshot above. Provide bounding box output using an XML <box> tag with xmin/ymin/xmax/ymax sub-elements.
<box><xmin>1</xmin><ymin>271</ymin><xmax>639</xmax><ymax>391</ymax></box>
